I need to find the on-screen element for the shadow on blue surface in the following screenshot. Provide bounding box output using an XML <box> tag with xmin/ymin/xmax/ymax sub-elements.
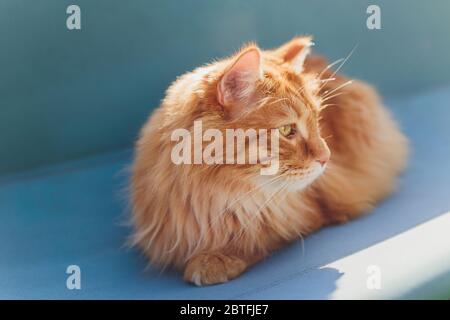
<box><xmin>1</xmin><ymin>86</ymin><xmax>450</xmax><ymax>299</ymax></box>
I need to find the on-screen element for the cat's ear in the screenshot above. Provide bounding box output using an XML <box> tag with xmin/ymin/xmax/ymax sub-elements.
<box><xmin>275</xmin><ymin>36</ymin><xmax>313</xmax><ymax>73</ymax></box>
<box><xmin>217</xmin><ymin>46</ymin><xmax>262</xmax><ymax>117</ymax></box>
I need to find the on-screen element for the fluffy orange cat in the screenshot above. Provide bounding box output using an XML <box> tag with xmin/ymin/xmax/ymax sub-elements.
<box><xmin>130</xmin><ymin>37</ymin><xmax>408</xmax><ymax>286</ymax></box>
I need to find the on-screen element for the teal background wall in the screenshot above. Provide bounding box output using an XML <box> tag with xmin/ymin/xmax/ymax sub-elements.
<box><xmin>1</xmin><ymin>0</ymin><xmax>450</xmax><ymax>176</ymax></box>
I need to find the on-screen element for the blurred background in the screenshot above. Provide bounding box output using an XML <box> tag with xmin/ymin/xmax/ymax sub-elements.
<box><xmin>1</xmin><ymin>0</ymin><xmax>450</xmax><ymax>177</ymax></box>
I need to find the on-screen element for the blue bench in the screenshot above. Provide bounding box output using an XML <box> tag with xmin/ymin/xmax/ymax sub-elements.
<box><xmin>1</xmin><ymin>86</ymin><xmax>450</xmax><ymax>299</ymax></box>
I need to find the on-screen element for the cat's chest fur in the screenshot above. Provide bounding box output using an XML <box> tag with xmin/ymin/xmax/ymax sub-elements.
<box><xmin>214</xmin><ymin>186</ymin><xmax>325</xmax><ymax>252</ymax></box>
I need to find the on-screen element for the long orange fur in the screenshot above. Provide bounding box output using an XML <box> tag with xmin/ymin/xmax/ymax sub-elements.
<box><xmin>130</xmin><ymin>37</ymin><xmax>408</xmax><ymax>286</ymax></box>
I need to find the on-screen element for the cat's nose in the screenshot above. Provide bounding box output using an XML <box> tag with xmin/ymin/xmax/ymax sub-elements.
<box><xmin>316</xmin><ymin>158</ymin><xmax>328</xmax><ymax>167</ymax></box>
<box><xmin>315</xmin><ymin>147</ymin><xmax>330</xmax><ymax>167</ymax></box>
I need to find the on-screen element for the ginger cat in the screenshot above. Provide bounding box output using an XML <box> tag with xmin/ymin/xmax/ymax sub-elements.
<box><xmin>130</xmin><ymin>37</ymin><xmax>408</xmax><ymax>286</ymax></box>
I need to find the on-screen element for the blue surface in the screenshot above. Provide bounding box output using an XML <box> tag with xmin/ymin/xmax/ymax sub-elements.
<box><xmin>2</xmin><ymin>0</ymin><xmax>450</xmax><ymax>175</ymax></box>
<box><xmin>1</xmin><ymin>86</ymin><xmax>450</xmax><ymax>299</ymax></box>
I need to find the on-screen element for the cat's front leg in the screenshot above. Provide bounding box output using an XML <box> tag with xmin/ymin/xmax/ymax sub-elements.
<box><xmin>183</xmin><ymin>252</ymin><xmax>249</xmax><ymax>286</ymax></box>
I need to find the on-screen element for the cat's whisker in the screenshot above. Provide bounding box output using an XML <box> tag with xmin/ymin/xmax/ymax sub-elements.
<box><xmin>317</xmin><ymin>44</ymin><xmax>358</xmax><ymax>93</ymax></box>
<box><xmin>321</xmin><ymin>80</ymin><xmax>354</xmax><ymax>100</ymax></box>
<box><xmin>319</xmin><ymin>103</ymin><xmax>337</xmax><ymax>112</ymax></box>
<box><xmin>318</xmin><ymin>77</ymin><xmax>336</xmax><ymax>84</ymax></box>
<box><xmin>330</xmin><ymin>44</ymin><xmax>358</xmax><ymax>77</ymax></box>
<box><xmin>296</xmin><ymin>85</ymin><xmax>306</xmax><ymax>95</ymax></box>
<box><xmin>264</xmin><ymin>97</ymin><xmax>290</xmax><ymax>109</ymax></box>
<box><xmin>318</xmin><ymin>58</ymin><xmax>345</xmax><ymax>79</ymax></box>
<box><xmin>320</xmin><ymin>91</ymin><xmax>348</xmax><ymax>103</ymax></box>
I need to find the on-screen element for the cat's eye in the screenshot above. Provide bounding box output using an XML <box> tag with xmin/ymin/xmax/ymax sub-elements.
<box><xmin>278</xmin><ymin>124</ymin><xmax>297</xmax><ymax>138</ymax></box>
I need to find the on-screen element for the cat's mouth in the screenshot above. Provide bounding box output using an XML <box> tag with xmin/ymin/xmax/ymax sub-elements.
<box><xmin>281</xmin><ymin>163</ymin><xmax>326</xmax><ymax>190</ymax></box>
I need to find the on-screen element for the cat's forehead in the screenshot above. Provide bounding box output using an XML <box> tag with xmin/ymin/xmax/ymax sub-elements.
<box><xmin>259</xmin><ymin>68</ymin><xmax>315</xmax><ymax>113</ymax></box>
<box><xmin>265</xmin><ymin>56</ymin><xmax>319</xmax><ymax>106</ymax></box>
<box><xmin>251</xmin><ymin>93</ymin><xmax>315</xmax><ymax>128</ymax></box>
<box><xmin>261</xmin><ymin>59</ymin><xmax>308</xmax><ymax>95</ymax></box>
<box><xmin>263</xmin><ymin>57</ymin><xmax>301</xmax><ymax>81</ymax></box>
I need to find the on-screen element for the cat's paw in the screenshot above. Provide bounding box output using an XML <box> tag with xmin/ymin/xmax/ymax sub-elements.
<box><xmin>184</xmin><ymin>253</ymin><xmax>247</xmax><ymax>286</ymax></box>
